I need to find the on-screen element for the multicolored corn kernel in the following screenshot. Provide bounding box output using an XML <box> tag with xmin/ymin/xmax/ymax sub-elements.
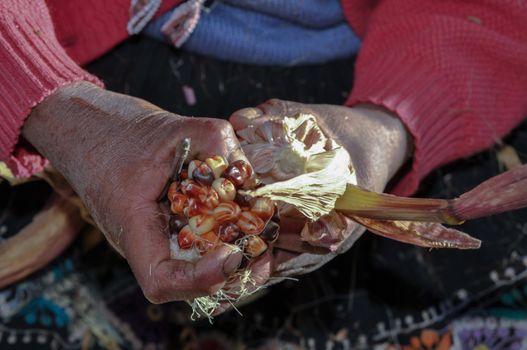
<box><xmin>188</xmin><ymin>214</ymin><xmax>216</xmax><ymax>235</ymax></box>
<box><xmin>185</xmin><ymin>198</ymin><xmax>211</xmax><ymax>217</ymax></box>
<box><xmin>205</xmin><ymin>156</ymin><xmax>228</xmax><ymax>179</ymax></box>
<box><xmin>197</xmin><ymin>231</ymin><xmax>220</xmax><ymax>253</ymax></box>
<box><xmin>237</xmin><ymin>211</ymin><xmax>265</xmax><ymax>235</ymax></box>
<box><xmin>231</xmin><ymin>160</ymin><xmax>253</xmax><ymax>179</ymax></box>
<box><xmin>181</xmin><ymin>179</ymin><xmax>206</xmax><ymax>198</ymax></box>
<box><xmin>200</xmin><ymin>187</ymin><xmax>220</xmax><ymax>209</ymax></box>
<box><xmin>212</xmin><ymin>178</ymin><xmax>236</xmax><ymax>202</ymax></box>
<box><xmin>260</xmin><ymin>221</ymin><xmax>279</xmax><ymax>243</ymax></box>
<box><xmin>216</xmin><ymin>222</ymin><xmax>240</xmax><ymax>243</ymax></box>
<box><xmin>169</xmin><ymin>155</ymin><xmax>281</xmax><ymax>256</ymax></box>
<box><xmin>212</xmin><ymin>201</ymin><xmax>241</xmax><ymax>223</ymax></box>
<box><xmin>250</xmin><ymin>197</ymin><xmax>275</xmax><ymax>222</ymax></box>
<box><xmin>222</xmin><ymin>164</ymin><xmax>244</xmax><ymax>187</ymax></box>
<box><xmin>170</xmin><ymin>193</ymin><xmax>188</xmax><ymax>214</ymax></box>
<box><xmin>187</xmin><ymin>160</ymin><xmax>203</xmax><ymax>180</ymax></box>
<box><xmin>167</xmin><ymin>181</ymin><xmax>179</xmax><ymax>202</ymax></box>
<box><xmin>234</xmin><ymin>192</ymin><xmax>252</xmax><ymax>207</ymax></box>
<box><xmin>192</xmin><ymin>162</ymin><xmax>215</xmax><ymax>186</ymax></box>
<box><xmin>222</xmin><ymin>160</ymin><xmax>253</xmax><ymax>188</ymax></box>
<box><xmin>169</xmin><ymin>214</ymin><xmax>188</xmax><ymax>236</ymax></box>
<box><xmin>245</xmin><ymin>235</ymin><xmax>267</xmax><ymax>258</ymax></box>
<box><xmin>177</xmin><ymin>225</ymin><xmax>196</xmax><ymax>249</ymax></box>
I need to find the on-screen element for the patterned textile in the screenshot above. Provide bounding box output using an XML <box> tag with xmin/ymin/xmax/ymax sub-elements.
<box><xmin>1</xmin><ymin>37</ymin><xmax>526</xmax><ymax>350</ymax></box>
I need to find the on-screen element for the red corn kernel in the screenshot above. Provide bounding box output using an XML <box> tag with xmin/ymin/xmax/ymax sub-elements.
<box><xmin>260</xmin><ymin>221</ymin><xmax>279</xmax><ymax>243</ymax></box>
<box><xmin>186</xmin><ymin>198</ymin><xmax>211</xmax><ymax>216</ymax></box>
<box><xmin>200</xmin><ymin>187</ymin><xmax>220</xmax><ymax>209</ymax></box>
<box><xmin>250</xmin><ymin>197</ymin><xmax>275</xmax><ymax>222</ymax></box>
<box><xmin>234</xmin><ymin>192</ymin><xmax>252</xmax><ymax>207</ymax></box>
<box><xmin>170</xmin><ymin>193</ymin><xmax>188</xmax><ymax>214</ymax></box>
<box><xmin>231</xmin><ymin>160</ymin><xmax>253</xmax><ymax>178</ymax></box>
<box><xmin>237</xmin><ymin>211</ymin><xmax>265</xmax><ymax>235</ymax></box>
<box><xmin>245</xmin><ymin>235</ymin><xmax>267</xmax><ymax>257</ymax></box>
<box><xmin>187</xmin><ymin>160</ymin><xmax>203</xmax><ymax>180</ymax></box>
<box><xmin>167</xmin><ymin>181</ymin><xmax>179</xmax><ymax>202</ymax></box>
<box><xmin>192</xmin><ymin>162</ymin><xmax>215</xmax><ymax>186</ymax></box>
<box><xmin>212</xmin><ymin>201</ymin><xmax>242</xmax><ymax>223</ymax></box>
<box><xmin>212</xmin><ymin>178</ymin><xmax>237</xmax><ymax>202</ymax></box>
<box><xmin>216</xmin><ymin>222</ymin><xmax>240</xmax><ymax>243</ymax></box>
<box><xmin>188</xmin><ymin>214</ymin><xmax>216</xmax><ymax>235</ymax></box>
<box><xmin>222</xmin><ymin>164</ymin><xmax>246</xmax><ymax>188</ymax></box>
<box><xmin>178</xmin><ymin>225</ymin><xmax>196</xmax><ymax>249</ymax></box>
<box><xmin>169</xmin><ymin>214</ymin><xmax>188</xmax><ymax>236</ymax></box>
<box><xmin>181</xmin><ymin>179</ymin><xmax>206</xmax><ymax>198</ymax></box>
<box><xmin>197</xmin><ymin>231</ymin><xmax>220</xmax><ymax>254</ymax></box>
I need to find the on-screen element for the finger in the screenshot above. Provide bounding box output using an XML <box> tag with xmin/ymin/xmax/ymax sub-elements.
<box><xmin>212</xmin><ymin>121</ymin><xmax>263</xmax><ymax>188</ymax></box>
<box><xmin>274</xmin><ymin>233</ymin><xmax>331</xmax><ymax>255</ymax></box>
<box><xmin>229</xmin><ymin>107</ymin><xmax>264</xmax><ymax>130</ymax></box>
<box><xmin>257</xmin><ymin>99</ymin><xmax>317</xmax><ymax>119</ymax></box>
<box><xmin>230</xmin><ymin>99</ymin><xmax>316</xmax><ymax>131</ymax></box>
<box><xmin>230</xmin><ymin>110</ymin><xmax>274</xmax><ymax>131</ymax></box>
<box><xmin>122</xmin><ymin>201</ymin><xmax>242</xmax><ymax>303</ymax></box>
<box><xmin>230</xmin><ymin>98</ymin><xmax>292</xmax><ymax>131</ymax></box>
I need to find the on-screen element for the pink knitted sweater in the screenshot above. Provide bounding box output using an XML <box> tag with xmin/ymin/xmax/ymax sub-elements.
<box><xmin>1</xmin><ymin>0</ymin><xmax>526</xmax><ymax>195</ymax></box>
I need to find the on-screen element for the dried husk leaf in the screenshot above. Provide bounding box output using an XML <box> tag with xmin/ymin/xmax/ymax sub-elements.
<box><xmin>241</xmin><ymin>148</ymin><xmax>352</xmax><ymax>221</ymax></box>
<box><xmin>452</xmin><ymin>163</ymin><xmax>527</xmax><ymax>220</ymax></box>
<box><xmin>337</xmin><ymin>165</ymin><xmax>527</xmax><ymax>226</ymax></box>
<box><xmin>349</xmin><ymin>215</ymin><xmax>481</xmax><ymax>249</ymax></box>
<box><xmin>0</xmin><ymin>196</ymin><xmax>84</xmax><ymax>288</ymax></box>
<box><xmin>497</xmin><ymin>145</ymin><xmax>522</xmax><ymax>170</ymax></box>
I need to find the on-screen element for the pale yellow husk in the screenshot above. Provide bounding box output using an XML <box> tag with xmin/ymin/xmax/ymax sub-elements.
<box><xmin>240</xmin><ymin>147</ymin><xmax>353</xmax><ymax>221</ymax></box>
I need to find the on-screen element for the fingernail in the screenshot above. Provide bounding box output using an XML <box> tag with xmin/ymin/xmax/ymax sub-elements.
<box><xmin>223</xmin><ymin>251</ymin><xmax>243</xmax><ymax>276</ymax></box>
<box><xmin>232</xmin><ymin>108</ymin><xmax>262</xmax><ymax>120</ymax></box>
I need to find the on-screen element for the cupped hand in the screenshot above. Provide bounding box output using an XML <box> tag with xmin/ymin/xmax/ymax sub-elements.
<box><xmin>22</xmin><ymin>81</ymin><xmax>249</xmax><ymax>303</ymax></box>
<box><xmin>230</xmin><ymin>99</ymin><xmax>411</xmax><ymax>278</ymax></box>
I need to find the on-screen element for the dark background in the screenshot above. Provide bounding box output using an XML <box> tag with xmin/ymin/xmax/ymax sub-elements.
<box><xmin>1</xmin><ymin>36</ymin><xmax>526</xmax><ymax>349</ymax></box>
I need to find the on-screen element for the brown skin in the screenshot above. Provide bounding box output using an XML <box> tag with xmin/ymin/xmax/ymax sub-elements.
<box><xmin>230</xmin><ymin>99</ymin><xmax>411</xmax><ymax>278</ymax></box>
<box><xmin>22</xmin><ymin>81</ymin><xmax>246</xmax><ymax>303</ymax></box>
<box><xmin>213</xmin><ymin>99</ymin><xmax>411</xmax><ymax>314</ymax></box>
<box><xmin>22</xmin><ymin>82</ymin><xmax>410</xmax><ymax>310</ymax></box>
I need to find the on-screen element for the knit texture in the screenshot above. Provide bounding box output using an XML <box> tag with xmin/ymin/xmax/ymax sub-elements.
<box><xmin>1</xmin><ymin>0</ymin><xmax>526</xmax><ymax>195</ymax></box>
<box><xmin>342</xmin><ymin>0</ymin><xmax>527</xmax><ymax>195</ymax></box>
<box><xmin>0</xmin><ymin>0</ymin><xmax>180</xmax><ymax>176</ymax></box>
<box><xmin>0</xmin><ymin>0</ymin><xmax>103</xmax><ymax>176</ymax></box>
<box><xmin>145</xmin><ymin>0</ymin><xmax>361</xmax><ymax>65</ymax></box>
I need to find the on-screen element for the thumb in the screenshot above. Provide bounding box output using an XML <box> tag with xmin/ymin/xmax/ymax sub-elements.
<box><xmin>121</xmin><ymin>201</ymin><xmax>243</xmax><ymax>302</ymax></box>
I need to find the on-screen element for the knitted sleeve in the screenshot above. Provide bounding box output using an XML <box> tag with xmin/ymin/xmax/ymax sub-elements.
<box><xmin>0</xmin><ymin>0</ymin><xmax>102</xmax><ymax>177</ymax></box>
<box><xmin>342</xmin><ymin>0</ymin><xmax>527</xmax><ymax>196</ymax></box>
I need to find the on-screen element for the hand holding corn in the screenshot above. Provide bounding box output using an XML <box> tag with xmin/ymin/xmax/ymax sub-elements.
<box><xmin>22</xmin><ymin>81</ymin><xmax>259</xmax><ymax>304</ymax></box>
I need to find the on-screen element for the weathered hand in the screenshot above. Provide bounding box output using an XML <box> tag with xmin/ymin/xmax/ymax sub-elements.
<box><xmin>230</xmin><ymin>99</ymin><xmax>411</xmax><ymax>278</ymax></box>
<box><xmin>22</xmin><ymin>81</ymin><xmax>247</xmax><ymax>303</ymax></box>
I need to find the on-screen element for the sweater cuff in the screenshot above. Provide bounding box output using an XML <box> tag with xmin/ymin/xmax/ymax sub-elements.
<box><xmin>346</xmin><ymin>52</ymin><xmax>475</xmax><ymax>196</ymax></box>
<box><xmin>0</xmin><ymin>9</ymin><xmax>103</xmax><ymax>178</ymax></box>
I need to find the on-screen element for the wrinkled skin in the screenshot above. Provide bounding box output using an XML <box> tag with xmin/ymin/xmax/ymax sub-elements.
<box><xmin>23</xmin><ymin>82</ymin><xmax>410</xmax><ymax>313</ymax></box>
<box><xmin>229</xmin><ymin>99</ymin><xmax>412</xmax><ymax>281</ymax></box>
<box><xmin>23</xmin><ymin>82</ymin><xmax>249</xmax><ymax>303</ymax></box>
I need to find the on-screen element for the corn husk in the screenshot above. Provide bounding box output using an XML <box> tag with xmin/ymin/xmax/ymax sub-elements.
<box><xmin>349</xmin><ymin>215</ymin><xmax>481</xmax><ymax>249</ymax></box>
<box><xmin>452</xmin><ymin>163</ymin><xmax>527</xmax><ymax>221</ymax></box>
<box><xmin>241</xmin><ymin>147</ymin><xmax>352</xmax><ymax>221</ymax></box>
<box><xmin>335</xmin><ymin>184</ymin><xmax>463</xmax><ymax>225</ymax></box>
<box><xmin>238</xmin><ymin>114</ymin><xmax>527</xmax><ymax>251</ymax></box>
<box><xmin>0</xmin><ymin>196</ymin><xmax>84</xmax><ymax>289</ymax></box>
